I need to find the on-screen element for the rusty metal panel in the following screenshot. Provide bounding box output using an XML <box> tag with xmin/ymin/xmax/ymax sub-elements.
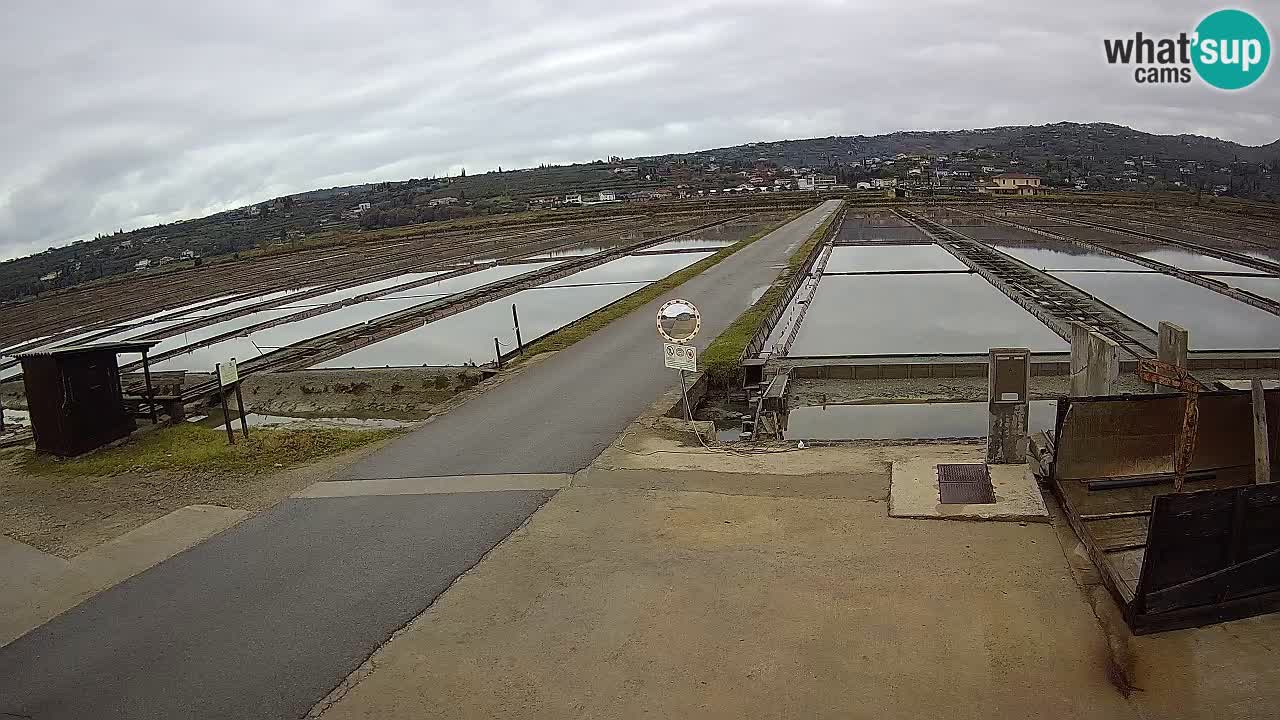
<box><xmin>938</xmin><ymin>463</ymin><xmax>996</xmax><ymax>504</ymax></box>
<box><xmin>1053</xmin><ymin>391</ymin><xmax>1276</xmax><ymax>481</ymax></box>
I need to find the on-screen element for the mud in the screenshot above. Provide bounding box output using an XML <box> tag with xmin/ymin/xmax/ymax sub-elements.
<box><xmin>788</xmin><ymin>373</ymin><xmax>1153</xmax><ymax>407</ymax></box>
<box><xmin>234</xmin><ymin>367</ymin><xmax>485</xmax><ymax>420</ymax></box>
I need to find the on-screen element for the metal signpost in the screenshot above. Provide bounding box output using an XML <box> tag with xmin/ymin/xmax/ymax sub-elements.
<box><xmin>215</xmin><ymin>358</ymin><xmax>249</xmax><ymax>445</ymax></box>
<box><xmin>657</xmin><ymin>299</ymin><xmax>701</xmax><ymax>421</ymax></box>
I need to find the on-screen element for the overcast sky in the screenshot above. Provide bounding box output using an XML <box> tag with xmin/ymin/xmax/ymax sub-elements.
<box><xmin>1</xmin><ymin>0</ymin><xmax>1276</xmax><ymax>260</ymax></box>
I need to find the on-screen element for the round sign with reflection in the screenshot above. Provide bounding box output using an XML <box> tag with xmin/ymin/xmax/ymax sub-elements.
<box><xmin>657</xmin><ymin>298</ymin><xmax>700</xmax><ymax>343</ymax></box>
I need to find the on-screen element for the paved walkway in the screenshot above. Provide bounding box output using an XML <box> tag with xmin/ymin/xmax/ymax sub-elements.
<box><xmin>0</xmin><ymin>201</ymin><xmax>839</xmax><ymax>720</ymax></box>
<box><xmin>340</xmin><ymin>200</ymin><xmax>840</xmax><ymax>478</ymax></box>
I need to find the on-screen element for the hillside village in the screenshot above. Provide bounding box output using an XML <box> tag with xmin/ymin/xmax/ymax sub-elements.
<box><xmin>2</xmin><ymin>122</ymin><xmax>1276</xmax><ymax>302</ymax></box>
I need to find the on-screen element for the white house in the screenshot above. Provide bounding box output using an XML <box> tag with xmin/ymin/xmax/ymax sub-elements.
<box><xmin>597</xmin><ymin>190</ymin><xmax>617</xmax><ymax>202</ymax></box>
<box><xmin>134</xmin><ymin>259</ymin><xmax>152</xmax><ymax>270</ymax></box>
<box><xmin>564</xmin><ymin>193</ymin><xmax>583</xmax><ymax>205</ymax></box>
<box><xmin>981</xmin><ymin>173</ymin><xmax>1043</xmax><ymax>195</ymax></box>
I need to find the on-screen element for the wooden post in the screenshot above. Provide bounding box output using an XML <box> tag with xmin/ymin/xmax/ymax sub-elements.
<box><xmin>1253</xmin><ymin>379</ymin><xmax>1271</xmax><ymax>484</ymax></box>
<box><xmin>1085</xmin><ymin>332</ymin><xmax>1119</xmax><ymax>396</ymax></box>
<box><xmin>513</xmin><ymin>304</ymin><xmax>523</xmax><ymax>355</ymax></box>
<box><xmin>494</xmin><ymin>337</ymin><xmax>502</xmax><ymax>368</ymax></box>
<box><xmin>1069</xmin><ymin>322</ymin><xmax>1090</xmax><ymax>397</ymax></box>
<box><xmin>141</xmin><ymin>348</ymin><xmax>158</xmax><ymax>424</ymax></box>
<box><xmin>1153</xmin><ymin>322</ymin><xmax>1189</xmax><ymax>392</ymax></box>
<box><xmin>235</xmin><ymin>382</ymin><xmax>249</xmax><ymax>440</ymax></box>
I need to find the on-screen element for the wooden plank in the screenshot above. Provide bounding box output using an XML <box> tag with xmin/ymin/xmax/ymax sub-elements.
<box><xmin>1254</xmin><ymin>379</ymin><xmax>1272</xmax><ymax>484</ymax></box>
<box><xmin>1089</xmin><ymin>516</ymin><xmax>1150</xmax><ymax>551</ymax></box>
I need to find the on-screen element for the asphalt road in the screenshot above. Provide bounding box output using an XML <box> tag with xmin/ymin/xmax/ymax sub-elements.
<box><xmin>0</xmin><ymin>492</ymin><xmax>554</xmax><ymax>720</ymax></box>
<box><xmin>341</xmin><ymin>199</ymin><xmax>841</xmax><ymax>479</ymax></box>
<box><xmin>0</xmin><ymin>200</ymin><xmax>839</xmax><ymax>720</ymax></box>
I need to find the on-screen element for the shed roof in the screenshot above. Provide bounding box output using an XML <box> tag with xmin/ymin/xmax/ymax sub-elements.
<box><xmin>16</xmin><ymin>341</ymin><xmax>160</xmax><ymax>359</ymax></box>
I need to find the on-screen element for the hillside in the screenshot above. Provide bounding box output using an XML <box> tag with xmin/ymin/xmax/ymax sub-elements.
<box><xmin>652</xmin><ymin>122</ymin><xmax>1280</xmax><ymax>170</ymax></box>
<box><xmin>2</xmin><ymin>122</ymin><xmax>1277</xmax><ymax>302</ymax></box>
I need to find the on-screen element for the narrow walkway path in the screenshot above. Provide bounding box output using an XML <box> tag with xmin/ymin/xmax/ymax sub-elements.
<box><xmin>0</xmin><ymin>201</ymin><xmax>839</xmax><ymax>720</ymax></box>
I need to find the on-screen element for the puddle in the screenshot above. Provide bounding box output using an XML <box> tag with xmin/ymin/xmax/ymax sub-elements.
<box><xmin>379</xmin><ymin>263</ymin><xmax>545</xmax><ymax>299</ymax></box>
<box><xmin>278</xmin><ymin>272</ymin><xmax>445</xmax><ymax>309</ymax></box>
<box><xmin>1204</xmin><ymin>275</ymin><xmax>1280</xmax><ymax>303</ymax></box>
<box><xmin>823</xmin><ymin>244</ymin><xmax>966</xmax><ymax>273</ymax></box>
<box><xmin>1052</xmin><ymin>271</ymin><xmax>1280</xmax><ymax>350</ymax></box>
<box><xmin>1132</xmin><ymin>249</ymin><xmax>1259</xmax><ymax>274</ymax></box>
<box><xmin>644</xmin><ymin>238</ymin><xmax>734</xmax><ymax>253</ymax></box>
<box><xmin>783</xmin><ymin>400</ymin><xmax>1058</xmax><ymax>441</ymax></box>
<box><xmin>789</xmin><ymin>274</ymin><xmax>1067</xmax><ymax>356</ymax></box>
<box><xmin>1242</xmin><ymin>249</ymin><xmax>1280</xmax><ymax>264</ymax></box>
<box><xmin>540</xmin><ymin>251</ymin><xmax>714</xmax><ymax>287</ymax></box>
<box><xmin>152</xmin><ymin>265</ymin><xmax>553</xmax><ymax>371</ymax></box>
<box><xmin>524</xmin><ymin>244</ymin><xmax>625</xmax><ymax>260</ymax></box>
<box><xmin>313</xmin><ymin>281</ymin><xmax>649</xmax><ymax>368</ymax></box>
<box><xmin>836</xmin><ymin>224</ymin><xmax>926</xmax><ymax>243</ymax></box>
<box><xmin>178</xmin><ymin>287</ymin><xmax>321</xmax><ymax>319</ymax></box>
<box><xmin>988</xmin><ymin>244</ymin><xmax>1149</xmax><ymax>271</ymax></box>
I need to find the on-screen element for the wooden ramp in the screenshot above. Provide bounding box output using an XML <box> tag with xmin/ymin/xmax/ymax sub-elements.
<box><xmin>1048</xmin><ymin>390</ymin><xmax>1280</xmax><ymax>634</ymax></box>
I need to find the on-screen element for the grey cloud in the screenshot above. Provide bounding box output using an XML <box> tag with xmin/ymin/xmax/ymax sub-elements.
<box><xmin>1</xmin><ymin>0</ymin><xmax>1277</xmax><ymax>258</ymax></box>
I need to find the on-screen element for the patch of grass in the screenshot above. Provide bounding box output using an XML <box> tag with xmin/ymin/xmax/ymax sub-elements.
<box><xmin>20</xmin><ymin>423</ymin><xmax>398</xmax><ymax>477</ymax></box>
<box><xmin>700</xmin><ymin>207</ymin><xmax>840</xmax><ymax>383</ymax></box>
<box><xmin>523</xmin><ymin>209</ymin><xmax>810</xmax><ymax>356</ymax></box>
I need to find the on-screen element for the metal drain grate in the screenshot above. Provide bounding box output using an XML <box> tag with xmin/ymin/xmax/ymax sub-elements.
<box><xmin>937</xmin><ymin>463</ymin><xmax>996</xmax><ymax>504</ymax></box>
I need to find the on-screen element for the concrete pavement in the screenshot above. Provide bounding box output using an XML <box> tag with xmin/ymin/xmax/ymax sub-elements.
<box><xmin>0</xmin><ymin>202</ymin><xmax>838</xmax><ymax>719</ymax></box>
<box><xmin>339</xmin><ymin>200</ymin><xmax>841</xmax><ymax>478</ymax></box>
<box><xmin>311</xmin><ymin>471</ymin><xmax>1141</xmax><ymax>720</ymax></box>
<box><xmin>0</xmin><ymin>491</ymin><xmax>553</xmax><ymax>720</ymax></box>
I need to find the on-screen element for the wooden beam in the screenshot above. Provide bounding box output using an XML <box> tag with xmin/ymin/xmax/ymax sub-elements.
<box><xmin>1253</xmin><ymin>379</ymin><xmax>1272</xmax><ymax>484</ymax></box>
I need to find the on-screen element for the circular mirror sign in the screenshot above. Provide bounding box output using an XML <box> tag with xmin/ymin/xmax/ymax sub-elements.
<box><xmin>657</xmin><ymin>298</ymin><xmax>701</xmax><ymax>343</ymax></box>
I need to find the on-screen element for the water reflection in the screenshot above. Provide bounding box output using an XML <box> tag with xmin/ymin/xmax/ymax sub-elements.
<box><xmin>1052</xmin><ymin>271</ymin><xmax>1280</xmax><ymax>350</ymax></box>
<box><xmin>790</xmin><ymin>274</ymin><xmax>1066</xmax><ymax>356</ymax></box>
<box><xmin>824</xmin><ymin>245</ymin><xmax>966</xmax><ymax>273</ymax></box>
<box><xmin>784</xmin><ymin>400</ymin><xmax>1058</xmax><ymax>441</ymax></box>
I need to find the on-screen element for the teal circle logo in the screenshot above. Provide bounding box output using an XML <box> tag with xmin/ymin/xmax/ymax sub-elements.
<box><xmin>1192</xmin><ymin>9</ymin><xmax>1270</xmax><ymax>90</ymax></box>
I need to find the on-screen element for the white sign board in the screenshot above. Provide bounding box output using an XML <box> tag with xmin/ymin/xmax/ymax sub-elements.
<box><xmin>217</xmin><ymin>358</ymin><xmax>239</xmax><ymax>387</ymax></box>
<box><xmin>663</xmin><ymin>343</ymin><xmax>697</xmax><ymax>372</ymax></box>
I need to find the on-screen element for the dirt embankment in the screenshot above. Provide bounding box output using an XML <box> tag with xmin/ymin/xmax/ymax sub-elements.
<box><xmin>231</xmin><ymin>367</ymin><xmax>486</xmax><ymax>420</ymax></box>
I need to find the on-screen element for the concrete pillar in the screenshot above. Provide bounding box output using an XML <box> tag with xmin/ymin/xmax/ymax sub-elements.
<box><xmin>1069</xmin><ymin>322</ymin><xmax>1091</xmax><ymax>397</ymax></box>
<box><xmin>1153</xmin><ymin>321</ymin><xmax>1190</xmax><ymax>391</ymax></box>
<box><xmin>1085</xmin><ymin>332</ymin><xmax>1120</xmax><ymax>395</ymax></box>
<box><xmin>987</xmin><ymin>348</ymin><xmax>1030</xmax><ymax>465</ymax></box>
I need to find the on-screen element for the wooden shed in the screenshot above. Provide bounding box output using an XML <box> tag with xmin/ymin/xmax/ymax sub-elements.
<box><xmin>16</xmin><ymin>341</ymin><xmax>160</xmax><ymax>457</ymax></box>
